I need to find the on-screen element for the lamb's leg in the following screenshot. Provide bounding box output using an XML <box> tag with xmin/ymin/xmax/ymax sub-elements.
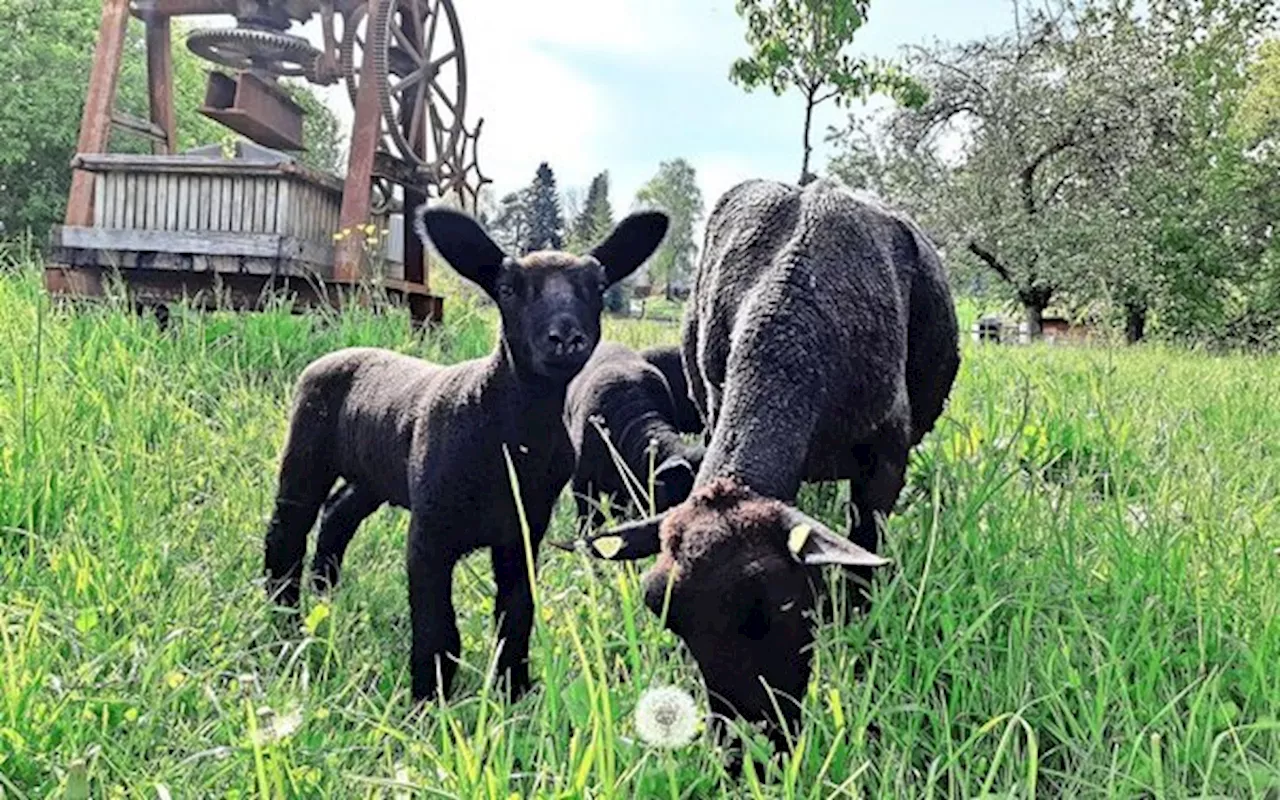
<box><xmin>407</xmin><ymin>513</ymin><xmax>461</xmax><ymax>702</ymax></box>
<box><xmin>263</xmin><ymin>428</ymin><xmax>335</xmax><ymax>608</ymax></box>
<box><xmin>312</xmin><ymin>482</ymin><xmax>383</xmax><ymax>592</ymax></box>
<box><xmin>843</xmin><ymin>436</ymin><xmax>907</xmax><ymax>613</ymax></box>
<box><xmin>491</xmin><ymin>543</ymin><xmax>537</xmax><ymax>699</ymax></box>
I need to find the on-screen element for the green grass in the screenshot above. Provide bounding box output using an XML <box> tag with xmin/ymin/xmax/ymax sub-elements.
<box><xmin>1</xmin><ymin>263</ymin><xmax>1278</xmax><ymax>798</ymax></box>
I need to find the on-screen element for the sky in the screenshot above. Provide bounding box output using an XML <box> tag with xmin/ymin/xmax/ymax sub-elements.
<box><xmin>260</xmin><ymin>0</ymin><xmax>1020</xmax><ymax>219</ymax></box>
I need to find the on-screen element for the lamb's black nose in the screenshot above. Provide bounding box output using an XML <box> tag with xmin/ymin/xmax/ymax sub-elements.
<box><xmin>547</xmin><ymin>319</ymin><xmax>588</xmax><ymax>356</ymax></box>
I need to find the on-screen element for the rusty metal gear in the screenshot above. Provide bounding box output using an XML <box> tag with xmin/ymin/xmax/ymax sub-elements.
<box><xmin>186</xmin><ymin>27</ymin><xmax>322</xmax><ymax>78</ymax></box>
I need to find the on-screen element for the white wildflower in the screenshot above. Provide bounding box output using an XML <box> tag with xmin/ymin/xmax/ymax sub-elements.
<box><xmin>250</xmin><ymin>706</ymin><xmax>303</xmax><ymax>745</ymax></box>
<box><xmin>634</xmin><ymin>685</ymin><xmax>699</xmax><ymax>749</ymax></box>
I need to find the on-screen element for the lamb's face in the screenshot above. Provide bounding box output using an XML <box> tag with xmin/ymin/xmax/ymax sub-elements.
<box><xmin>572</xmin><ymin>477</ymin><xmax>888</xmax><ymax>741</ymax></box>
<box><xmin>640</xmin><ymin>483</ymin><xmax>819</xmax><ymax>731</ymax></box>
<box><xmin>497</xmin><ymin>255</ymin><xmax>607</xmax><ymax>381</ymax></box>
<box><xmin>414</xmin><ymin>206</ymin><xmax>669</xmax><ymax>383</ymax></box>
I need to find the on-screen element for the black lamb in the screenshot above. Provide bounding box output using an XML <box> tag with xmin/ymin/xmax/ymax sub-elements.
<box><xmin>574</xmin><ymin>178</ymin><xmax>960</xmax><ymax>741</ymax></box>
<box><xmin>639</xmin><ymin>345</ymin><xmax>704</xmax><ymax>435</ymax></box>
<box><xmin>262</xmin><ymin>206</ymin><xmax>668</xmax><ymax>702</ymax></box>
<box><xmin>564</xmin><ymin>341</ymin><xmax>705</xmax><ymax>530</ymax></box>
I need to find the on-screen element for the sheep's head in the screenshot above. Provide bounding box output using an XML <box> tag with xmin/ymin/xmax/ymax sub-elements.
<box><xmin>574</xmin><ymin>477</ymin><xmax>886</xmax><ymax>739</ymax></box>
<box><xmin>415</xmin><ymin>206</ymin><xmax>668</xmax><ymax>382</ymax></box>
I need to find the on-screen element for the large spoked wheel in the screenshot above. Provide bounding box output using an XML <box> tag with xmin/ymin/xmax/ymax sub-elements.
<box><xmin>370</xmin><ymin>0</ymin><xmax>467</xmax><ymax>172</ymax></box>
<box><xmin>338</xmin><ymin>5</ymin><xmax>370</xmax><ymax>107</ymax></box>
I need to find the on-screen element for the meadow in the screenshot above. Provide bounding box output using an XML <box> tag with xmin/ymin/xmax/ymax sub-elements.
<box><xmin>1</xmin><ymin>262</ymin><xmax>1278</xmax><ymax>798</ymax></box>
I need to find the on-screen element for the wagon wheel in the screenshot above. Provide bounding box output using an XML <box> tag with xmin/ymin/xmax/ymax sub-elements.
<box><xmin>370</xmin><ymin>0</ymin><xmax>467</xmax><ymax>172</ymax></box>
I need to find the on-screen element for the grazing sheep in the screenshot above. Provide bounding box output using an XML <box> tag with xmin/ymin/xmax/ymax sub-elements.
<box><xmin>571</xmin><ymin>178</ymin><xmax>960</xmax><ymax>743</ymax></box>
<box><xmin>639</xmin><ymin>345</ymin><xmax>705</xmax><ymax>435</ymax></box>
<box><xmin>262</xmin><ymin>206</ymin><xmax>668</xmax><ymax>703</ymax></box>
<box><xmin>564</xmin><ymin>341</ymin><xmax>705</xmax><ymax>529</ymax></box>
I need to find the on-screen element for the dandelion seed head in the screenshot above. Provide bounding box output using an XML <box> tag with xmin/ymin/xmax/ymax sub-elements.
<box><xmin>634</xmin><ymin>685</ymin><xmax>699</xmax><ymax>748</ymax></box>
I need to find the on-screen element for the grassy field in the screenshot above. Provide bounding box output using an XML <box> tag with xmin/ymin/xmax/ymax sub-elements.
<box><xmin>1</xmin><ymin>263</ymin><xmax>1278</xmax><ymax>798</ymax></box>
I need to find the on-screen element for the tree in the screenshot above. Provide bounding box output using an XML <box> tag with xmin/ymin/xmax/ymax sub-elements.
<box><xmin>488</xmin><ymin>189</ymin><xmax>531</xmax><ymax>255</ymax></box>
<box><xmin>568</xmin><ymin>171</ymin><xmax>625</xmax><ymax>310</ymax></box>
<box><xmin>635</xmin><ymin>159</ymin><xmax>703</xmax><ymax>301</ymax></box>
<box><xmin>833</xmin><ymin>0</ymin><xmax>1280</xmax><ymax>345</ymax></box>
<box><xmin>0</xmin><ymin>0</ymin><xmax>345</xmax><ymax>239</ymax></box>
<box><xmin>729</xmin><ymin>0</ymin><xmax>927</xmax><ymax>185</ymax></box>
<box><xmin>525</xmin><ymin>162</ymin><xmax>565</xmax><ymax>253</ymax></box>
<box><xmin>280</xmin><ymin>81</ymin><xmax>345</xmax><ymax>176</ymax></box>
<box><xmin>569</xmin><ymin>171</ymin><xmax>616</xmax><ymax>251</ymax></box>
<box><xmin>832</xmin><ymin>3</ymin><xmax>1169</xmax><ymax>337</ymax></box>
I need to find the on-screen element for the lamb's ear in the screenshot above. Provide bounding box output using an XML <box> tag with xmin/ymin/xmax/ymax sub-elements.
<box><xmin>653</xmin><ymin>456</ymin><xmax>695</xmax><ymax>511</ymax></box>
<box><xmin>590</xmin><ymin>211</ymin><xmax>669</xmax><ymax>286</ymax></box>
<box><xmin>414</xmin><ymin>204</ymin><xmax>506</xmax><ymax>296</ymax></box>
<box><xmin>780</xmin><ymin>506</ymin><xmax>890</xmax><ymax>568</ymax></box>
<box><xmin>581</xmin><ymin>513</ymin><xmax>667</xmax><ymax>561</ymax></box>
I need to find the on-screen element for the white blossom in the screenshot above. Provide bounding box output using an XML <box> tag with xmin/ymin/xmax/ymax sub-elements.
<box><xmin>634</xmin><ymin>685</ymin><xmax>699</xmax><ymax>749</ymax></box>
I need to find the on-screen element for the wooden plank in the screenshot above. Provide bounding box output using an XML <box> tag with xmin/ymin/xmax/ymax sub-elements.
<box><xmin>72</xmin><ymin>153</ymin><xmax>346</xmax><ymax>193</ymax></box>
<box><xmin>275</xmin><ymin>180</ymin><xmax>290</xmax><ymax>236</ymax></box>
<box><xmin>144</xmin><ymin>174</ymin><xmax>157</xmax><ymax>230</ymax></box>
<box><xmin>111</xmin><ymin>174</ymin><xmax>125</xmax><ymax>228</ymax></box>
<box><xmin>166</xmin><ymin>174</ymin><xmax>179</xmax><ymax>230</ymax></box>
<box><xmin>218</xmin><ymin>178</ymin><xmax>231</xmax><ymax>232</ymax></box>
<box><xmin>110</xmin><ymin>112</ymin><xmax>168</xmax><ymax>143</ymax></box>
<box><xmin>230</xmin><ymin>177</ymin><xmax>244</xmax><ymax>232</ymax></box>
<box><xmin>263</xmin><ymin>180</ymin><xmax>278</xmax><ymax>234</ymax></box>
<box><xmin>176</xmin><ymin>175</ymin><xmax>189</xmax><ymax>230</ymax></box>
<box><xmin>144</xmin><ymin>16</ymin><xmax>177</xmax><ymax>154</ymax></box>
<box><xmin>198</xmin><ymin>176</ymin><xmax>211</xmax><ymax>231</ymax></box>
<box><xmin>123</xmin><ymin>173</ymin><xmax>137</xmax><ymax>228</ymax></box>
<box><xmin>57</xmin><ymin>226</ymin><xmax>286</xmax><ymax>258</ymax></box>
<box><xmin>64</xmin><ymin>0</ymin><xmax>130</xmax><ymax>226</ymax></box>
<box><xmin>155</xmin><ymin>174</ymin><xmax>168</xmax><ymax>229</ymax></box>
<box><xmin>93</xmin><ymin>175</ymin><xmax>105</xmax><ymax>228</ymax></box>
<box><xmin>335</xmin><ymin>33</ymin><xmax>380</xmax><ymax>282</ymax></box>
<box><xmin>253</xmin><ymin>178</ymin><xmax>267</xmax><ymax>232</ymax></box>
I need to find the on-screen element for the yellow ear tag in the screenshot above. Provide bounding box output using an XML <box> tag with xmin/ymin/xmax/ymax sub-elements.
<box><xmin>787</xmin><ymin>524</ymin><xmax>813</xmax><ymax>557</ymax></box>
<box><xmin>592</xmin><ymin>535</ymin><xmax>625</xmax><ymax>559</ymax></box>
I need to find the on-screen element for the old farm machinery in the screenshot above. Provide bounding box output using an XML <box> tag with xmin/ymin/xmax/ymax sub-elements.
<box><xmin>45</xmin><ymin>0</ymin><xmax>491</xmax><ymax>326</ymax></box>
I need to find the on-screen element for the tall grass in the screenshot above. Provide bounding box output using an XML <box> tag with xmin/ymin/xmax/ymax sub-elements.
<box><xmin>1</xmin><ymin>264</ymin><xmax>1277</xmax><ymax>798</ymax></box>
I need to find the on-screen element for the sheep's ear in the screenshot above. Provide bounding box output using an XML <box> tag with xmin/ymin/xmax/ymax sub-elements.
<box><xmin>653</xmin><ymin>456</ymin><xmax>695</xmax><ymax>510</ymax></box>
<box><xmin>780</xmin><ymin>506</ymin><xmax>890</xmax><ymax>568</ymax></box>
<box><xmin>414</xmin><ymin>204</ymin><xmax>506</xmax><ymax>296</ymax></box>
<box><xmin>582</xmin><ymin>513</ymin><xmax>666</xmax><ymax>561</ymax></box>
<box><xmin>590</xmin><ymin>211</ymin><xmax>669</xmax><ymax>286</ymax></box>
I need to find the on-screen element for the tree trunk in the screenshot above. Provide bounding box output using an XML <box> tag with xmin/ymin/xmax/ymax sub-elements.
<box><xmin>1124</xmin><ymin>302</ymin><xmax>1147</xmax><ymax>343</ymax></box>
<box><xmin>1024</xmin><ymin>302</ymin><xmax>1044</xmax><ymax>341</ymax></box>
<box><xmin>799</xmin><ymin>87</ymin><xmax>816</xmax><ymax>186</ymax></box>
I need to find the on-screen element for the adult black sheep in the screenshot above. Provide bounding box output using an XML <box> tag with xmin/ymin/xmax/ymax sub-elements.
<box><xmin>573</xmin><ymin>178</ymin><xmax>960</xmax><ymax>744</ymax></box>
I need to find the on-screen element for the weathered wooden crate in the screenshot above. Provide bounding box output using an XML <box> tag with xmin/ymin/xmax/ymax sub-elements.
<box><xmin>45</xmin><ymin>143</ymin><xmax>445</xmax><ymax>324</ymax></box>
<box><xmin>53</xmin><ymin>148</ymin><xmax>403</xmax><ymax>280</ymax></box>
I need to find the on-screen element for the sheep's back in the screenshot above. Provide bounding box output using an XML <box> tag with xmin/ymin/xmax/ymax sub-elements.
<box><xmin>689</xmin><ymin>178</ymin><xmax>956</xmax><ymax>486</ymax></box>
<box><xmin>295</xmin><ymin>347</ymin><xmax>445</xmax><ymax>506</ymax></box>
